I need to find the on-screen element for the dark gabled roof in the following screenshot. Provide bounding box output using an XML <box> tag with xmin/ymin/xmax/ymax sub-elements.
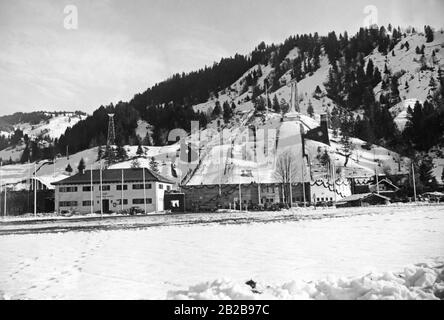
<box><xmin>369</xmin><ymin>178</ymin><xmax>400</xmax><ymax>191</ymax></box>
<box><xmin>52</xmin><ymin>168</ymin><xmax>174</xmax><ymax>185</ymax></box>
<box><xmin>336</xmin><ymin>192</ymin><xmax>391</xmax><ymax>204</ymax></box>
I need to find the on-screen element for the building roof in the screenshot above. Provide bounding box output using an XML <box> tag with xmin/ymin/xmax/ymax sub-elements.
<box><xmin>51</xmin><ymin>168</ymin><xmax>174</xmax><ymax>186</ymax></box>
<box><xmin>336</xmin><ymin>193</ymin><xmax>391</xmax><ymax>204</ymax></box>
<box><xmin>422</xmin><ymin>192</ymin><xmax>444</xmax><ymax>197</ymax></box>
<box><xmin>369</xmin><ymin>178</ymin><xmax>400</xmax><ymax>191</ymax></box>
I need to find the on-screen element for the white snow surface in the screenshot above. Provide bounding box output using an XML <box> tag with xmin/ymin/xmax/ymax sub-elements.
<box><xmin>0</xmin><ymin>205</ymin><xmax>443</xmax><ymax>299</ymax></box>
<box><xmin>168</xmin><ymin>262</ymin><xmax>444</xmax><ymax>300</ymax></box>
<box><xmin>15</xmin><ymin>113</ymin><xmax>86</xmax><ymax>140</ymax></box>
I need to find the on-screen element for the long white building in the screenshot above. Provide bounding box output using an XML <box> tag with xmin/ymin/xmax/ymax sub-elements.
<box><xmin>52</xmin><ymin>168</ymin><xmax>175</xmax><ymax>214</ymax></box>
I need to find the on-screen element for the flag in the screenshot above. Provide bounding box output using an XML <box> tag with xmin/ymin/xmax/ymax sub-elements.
<box><xmin>301</xmin><ymin>114</ymin><xmax>330</xmax><ymax>159</ymax></box>
<box><xmin>302</xmin><ymin>117</ymin><xmax>330</xmax><ymax>146</ymax></box>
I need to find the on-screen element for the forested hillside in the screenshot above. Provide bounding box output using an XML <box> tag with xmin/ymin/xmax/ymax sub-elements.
<box><xmin>2</xmin><ymin>25</ymin><xmax>444</xmax><ymax>175</ymax></box>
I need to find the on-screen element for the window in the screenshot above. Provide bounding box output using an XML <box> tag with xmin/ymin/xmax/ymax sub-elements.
<box><xmin>99</xmin><ymin>185</ymin><xmax>110</xmax><ymax>191</ymax></box>
<box><xmin>159</xmin><ymin>184</ymin><xmax>163</xmax><ymax>189</ymax></box>
<box><xmin>117</xmin><ymin>185</ymin><xmax>128</xmax><ymax>191</ymax></box>
<box><xmin>166</xmin><ymin>185</ymin><xmax>171</xmax><ymax>191</ymax></box>
<box><xmin>132</xmin><ymin>198</ymin><xmax>152</xmax><ymax>204</ymax></box>
<box><xmin>82</xmin><ymin>201</ymin><xmax>92</xmax><ymax>206</ymax></box>
<box><xmin>83</xmin><ymin>186</ymin><xmax>93</xmax><ymax>192</ymax></box>
<box><xmin>59</xmin><ymin>201</ymin><xmax>78</xmax><ymax>207</ymax></box>
<box><xmin>117</xmin><ymin>199</ymin><xmax>128</xmax><ymax>205</ymax></box>
<box><xmin>133</xmin><ymin>184</ymin><xmax>152</xmax><ymax>190</ymax></box>
<box><xmin>59</xmin><ymin>186</ymin><xmax>77</xmax><ymax>193</ymax></box>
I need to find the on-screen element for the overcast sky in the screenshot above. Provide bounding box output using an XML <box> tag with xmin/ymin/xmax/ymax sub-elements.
<box><xmin>0</xmin><ymin>0</ymin><xmax>443</xmax><ymax>116</ymax></box>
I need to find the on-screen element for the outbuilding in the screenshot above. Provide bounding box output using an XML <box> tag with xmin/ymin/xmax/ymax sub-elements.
<box><xmin>335</xmin><ymin>193</ymin><xmax>390</xmax><ymax>208</ymax></box>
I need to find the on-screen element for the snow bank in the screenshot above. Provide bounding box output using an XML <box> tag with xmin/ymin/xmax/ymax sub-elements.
<box><xmin>167</xmin><ymin>262</ymin><xmax>444</xmax><ymax>300</ymax></box>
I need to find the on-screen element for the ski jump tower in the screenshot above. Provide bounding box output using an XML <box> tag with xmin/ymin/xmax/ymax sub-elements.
<box><xmin>107</xmin><ymin>114</ymin><xmax>116</xmax><ymax>146</ymax></box>
<box><xmin>285</xmin><ymin>79</ymin><xmax>300</xmax><ymax>121</ymax></box>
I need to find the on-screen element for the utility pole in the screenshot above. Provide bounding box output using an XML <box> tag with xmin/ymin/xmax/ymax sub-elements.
<box><xmin>376</xmin><ymin>168</ymin><xmax>380</xmax><ymax>194</ymax></box>
<box><xmin>100</xmin><ymin>160</ymin><xmax>103</xmax><ymax>218</ymax></box>
<box><xmin>34</xmin><ymin>162</ymin><xmax>37</xmax><ymax>217</ymax></box>
<box><xmin>256</xmin><ymin>125</ymin><xmax>261</xmax><ymax>207</ymax></box>
<box><xmin>289</xmin><ymin>164</ymin><xmax>293</xmax><ymax>208</ymax></box>
<box><xmin>0</xmin><ymin>161</ymin><xmax>2</xmax><ymax>217</ymax></box>
<box><xmin>239</xmin><ymin>173</ymin><xmax>242</xmax><ymax>211</ymax></box>
<box><xmin>302</xmin><ymin>157</ymin><xmax>306</xmax><ymax>207</ymax></box>
<box><xmin>332</xmin><ymin>161</ymin><xmax>337</xmax><ymax>203</ymax></box>
<box><xmin>90</xmin><ymin>165</ymin><xmax>93</xmax><ymax>215</ymax></box>
<box><xmin>412</xmin><ymin>161</ymin><xmax>417</xmax><ymax>202</ymax></box>
<box><xmin>265</xmin><ymin>81</ymin><xmax>269</xmax><ymax>118</ymax></box>
<box><xmin>121</xmin><ymin>169</ymin><xmax>124</xmax><ymax>212</ymax></box>
<box><xmin>4</xmin><ymin>181</ymin><xmax>6</xmax><ymax>218</ymax></box>
<box><xmin>143</xmin><ymin>168</ymin><xmax>147</xmax><ymax>214</ymax></box>
<box><xmin>0</xmin><ymin>161</ymin><xmax>2</xmax><ymax>218</ymax></box>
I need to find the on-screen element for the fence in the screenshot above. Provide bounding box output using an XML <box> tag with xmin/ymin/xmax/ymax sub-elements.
<box><xmin>0</xmin><ymin>190</ymin><xmax>54</xmax><ymax>216</ymax></box>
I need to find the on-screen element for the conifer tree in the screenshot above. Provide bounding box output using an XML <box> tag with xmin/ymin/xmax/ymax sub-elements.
<box><xmin>136</xmin><ymin>144</ymin><xmax>144</xmax><ymax>156</ymax></box>
<box><xmin>149</xmin><ymin>157</ymin><xmax>159</xmax><ymax>172</ymax></box>
<box><xmin>97</xmin><ymin>146</ymin><xmax>104</xmax><ymax>161</ymax></box>
<box><xmin>272</xmin><ymin>95</ymin><xmax>280</xmax><ymax>112</ymax></box>
<box><xmin>314</xmin><ymin>85</ymin><xmax>323</xmax><ymax>99</ymax></box>
<box><xmin>223</xmin><ymin>101</ymin><xmax>233</xmax><ymax>123</ymax></box>
<box><xmin>77</xmin><ymin>158</ymin><xmax>86</xmax><ymax>173</ymax></box>
<box><xmin>366</xmin><ymin>59</ymin><xmax>374</xmax><ymax>79</ymax></box>
<box><xmin>425</xmin><ymin>25</ymin><xmax>434</xmax><ymax>43</ymax></box>
<box><xmin>419</xmin><ymin>157</ymin><xmax>437</xmax><ymax>189</ymax></box>
<box><xmin>212</xmin><ymin>101</ymin><xmax>222</xmax><ymax>117</ymax></box>
<box><xmin>307</xmin><ymin>100</ymin><xmax>314</xmax><ymax>117</ymax></box>
<box><xmin>373</xmin><ymin>68</ymin><xmax>382</xmax><ymax>86</ymax></box>
<box><xmin>116</xmin><ymin>144</ymin><xmax>128</xmax><ymax>162</ymax></box>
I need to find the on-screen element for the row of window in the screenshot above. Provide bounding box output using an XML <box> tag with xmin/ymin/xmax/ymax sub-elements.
<box><xmin>316</xmin><ymin>197</ymin><xmax>334</xmax><ymax>202</ymax></box>
<box><xmin>59</xmin><ymin>201</ymin><xmax>78</xmax><ymax>207</ymax></box>
<box><xmin>60</xmin><ymin>184</ymin><xmax>171</xmax><ymax>193</ymax></box>
<box><xmin>59</xmin><ymin>187</ymin><xmax>78</xmax><ymax>193</ymax></box>
<box><xmin>60</xmin><ymin>198</ymin><xmax>154</xmax><ymax>207</ymax></box>
<box><xmin>132</xmin><ymin>198</ymin><xmax>153</xmax><ymax>204</ymax></box>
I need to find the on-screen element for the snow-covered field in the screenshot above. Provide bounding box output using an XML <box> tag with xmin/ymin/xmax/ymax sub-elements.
<box><xmin>0</xmin><ymin>205</ymin><xmax>443</xmax><ymax>300</ymax></box>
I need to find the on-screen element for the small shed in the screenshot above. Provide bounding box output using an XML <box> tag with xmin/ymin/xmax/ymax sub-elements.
<box><xmin>422</xmin><ymin>192</ymin><xmax>444</xmax><ymax>202</ymax></box>
<box><xmin>336</xmin><ymin>193</ymin><xmax>391</xmax><ymax>208</ymax></box>
<box><xmin>164</xmin><ymin>191</ymin><xmax>185</xmax><ymax>213</ymax></box>
<box><xmin>369</xmin><ymin>179</ymin><xmax>400</xmax><ymax>197</ymax></box>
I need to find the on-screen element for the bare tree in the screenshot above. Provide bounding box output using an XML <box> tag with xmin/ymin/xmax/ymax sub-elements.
<box><xmin>274</xmin><ymin>150</ymin><xmax>299</xmax><ymax>203</ymax></box>
<box><xmin>339</xmin><ymin>135</ymin><xmax>355</xmax><ymax>167</ymax></box>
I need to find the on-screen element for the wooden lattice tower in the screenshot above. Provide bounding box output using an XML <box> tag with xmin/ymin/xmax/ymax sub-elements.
<box><xmin>107</xmin><ymin>114</ymin><xmax>116</xmax><ymax>146</ymax></box>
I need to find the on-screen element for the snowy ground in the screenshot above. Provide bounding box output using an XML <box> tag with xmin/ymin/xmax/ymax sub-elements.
<box><xmin>0</xmin><ymin>204</ymin><xmax>443</xmax><ymax>300</ymax></box>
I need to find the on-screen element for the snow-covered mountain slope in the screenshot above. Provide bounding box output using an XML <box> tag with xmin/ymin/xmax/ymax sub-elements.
<box><xmin>2</xmin><ymin>31</ymin><xmax>443</xmax><ymax>188</ymax></box>
<box><xmin>0</xmin><ymin>112</ymin><xmax>88</xmax><ymax>164</ymax></box>
<box><xmin>370</xmin><ymin>32</ymin><xmax>444</xmax><ymax>130</ymax></box>
<box><xmin>14</xmin><ymin>112</ymin><xmax>87</xmax><ymax>140</ymax></box>
<box><xmin>183</xmin><ymin>110</ymin><xmax>410</xmax><ymax>186</ymax></box>
<box><xmin>0</xmin><ymin>143</ymin><xmax>26</xmax><ymax>163</ymax></box>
